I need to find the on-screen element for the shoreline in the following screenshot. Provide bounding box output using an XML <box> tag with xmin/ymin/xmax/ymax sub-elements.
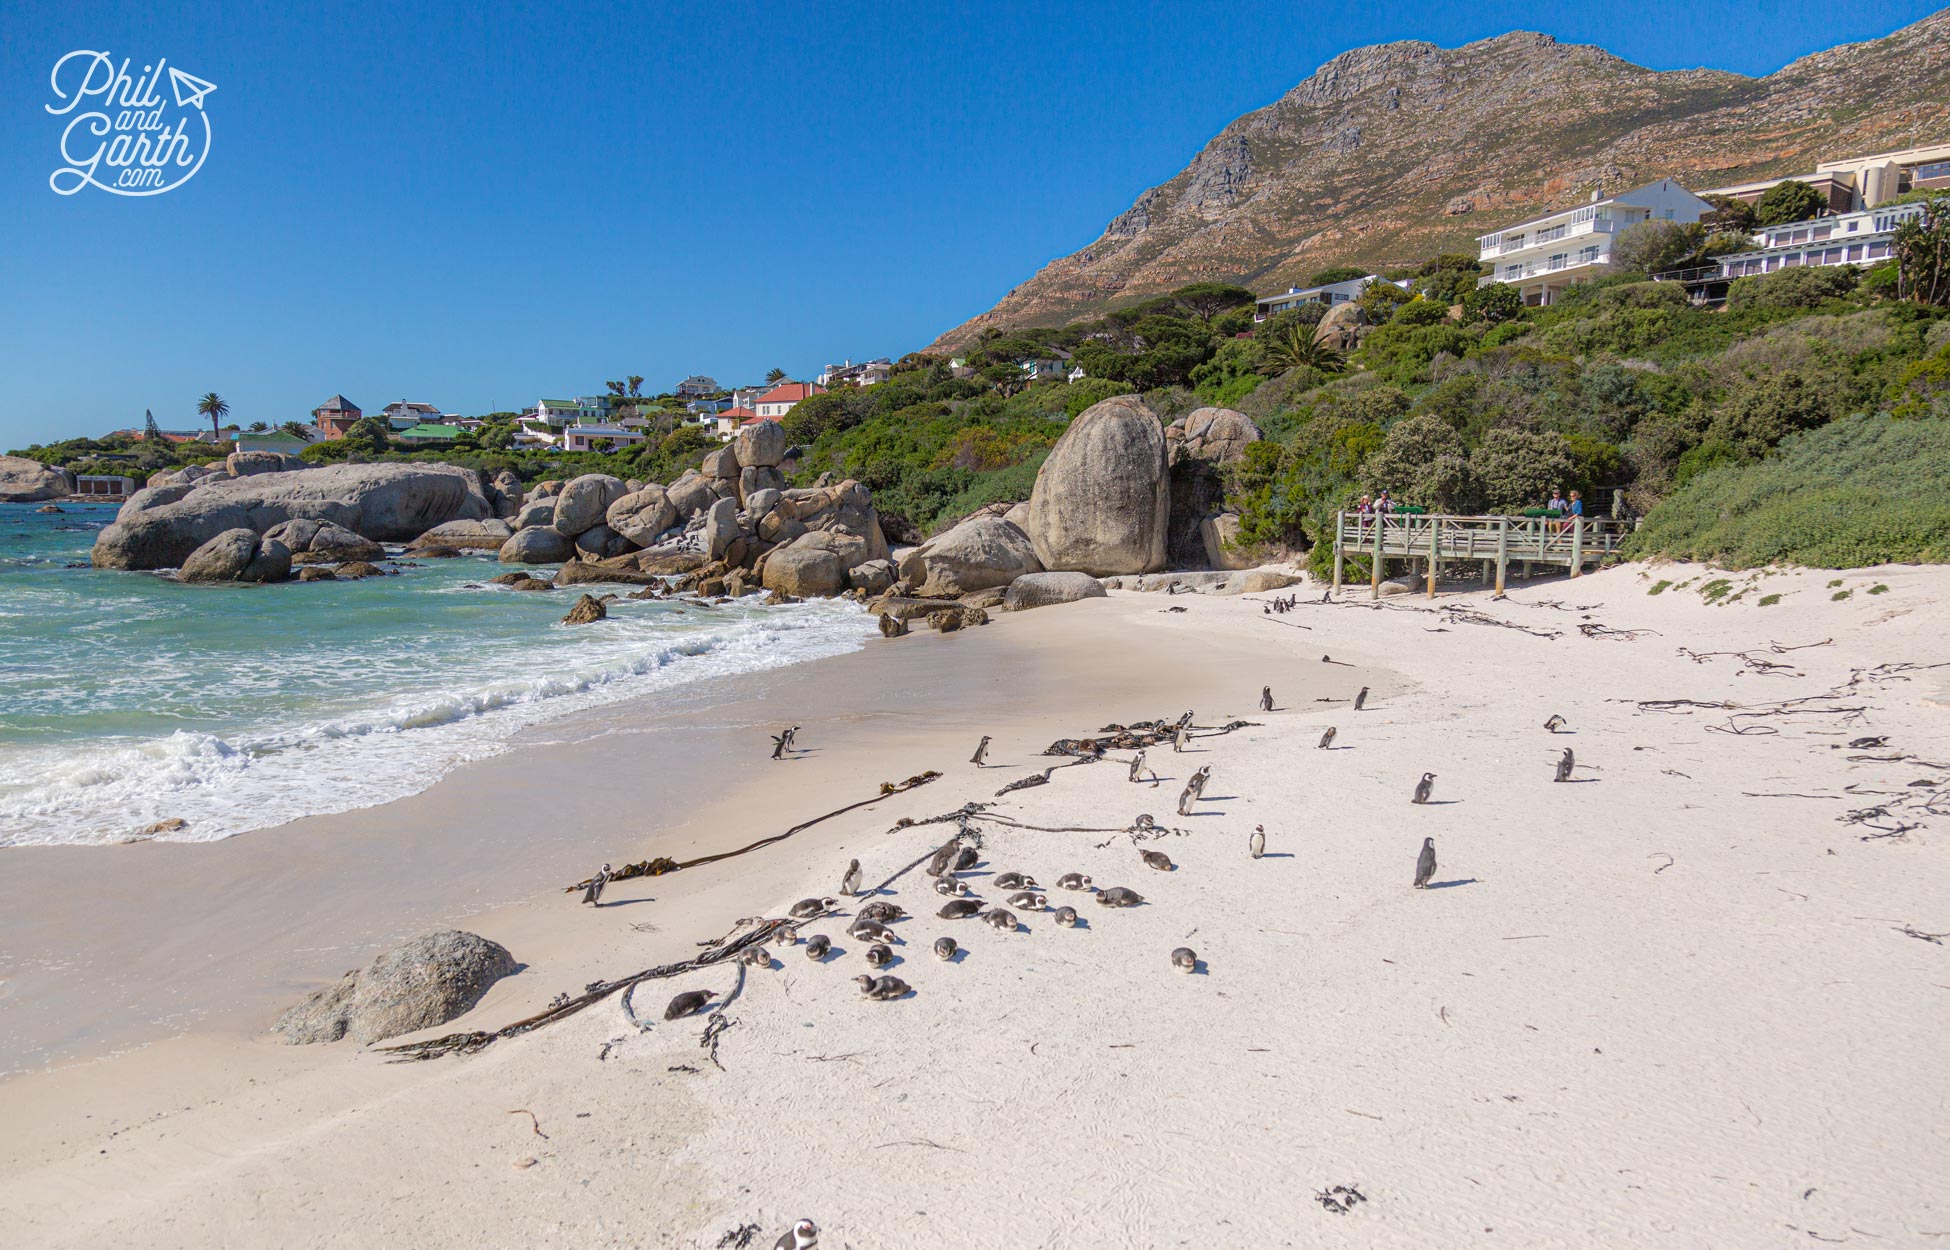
<box><xmin>2</xmin><ymin>562</ymin><xmax>1945</xmax><ymax>1248</ymax></box>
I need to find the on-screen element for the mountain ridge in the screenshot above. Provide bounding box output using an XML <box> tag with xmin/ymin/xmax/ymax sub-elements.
<box><xmin>929</xmin><ymin>12</ymin><xmax>1950</xmax><ymax>350</ymax></box>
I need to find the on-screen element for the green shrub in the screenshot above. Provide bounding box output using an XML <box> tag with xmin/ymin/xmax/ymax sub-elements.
<box><xmin>1648</xmin><ymin>579</ymin><xmax>1672</xmax><ymax>595</ymax></box>
<box><xmin>1758</xmin><ymin>593</ymin><xmax>1781</xmax><ymax>606</ymax></box>
<box><xmin>1726</xmin><ymin>266</ymin><xmax>1859</xmax><ymax>313</ymax></box>
<box><xmin>1623</xmin><ymin>412</ymin><xmax>1950</xmax><ymax>568</ymax></box>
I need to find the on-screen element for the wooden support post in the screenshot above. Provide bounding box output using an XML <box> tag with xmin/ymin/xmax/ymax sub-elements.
<box><xmin>1494</xmin><ymin>516</ymin><xmax>1509</xmax><ymax>596</ymax></box>
<box><xmin>1426</xmin><ymin>519</ymin><xmax>1438</xmax><ymax>599</ymax></box>
<box><xmin>1332</xmin><ymin>511</ymin><xmax>1344</xmax><ymax>593</ymax></box>
<box><xmin>1370</xmin><ymin>515</ymin><xmax>1383</xmax><ymax>600</ymax></box>
<box><xmin>1570</xmin><ymin>515</ymin><xmax>1584</xmax><ymax>577</ymax></box>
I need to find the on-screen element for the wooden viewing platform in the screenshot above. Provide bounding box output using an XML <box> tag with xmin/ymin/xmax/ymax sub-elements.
<box><xmin>1331</xmin><ymin>512</ymin><xmax>1632</xmax><ymax>598</ymax></box>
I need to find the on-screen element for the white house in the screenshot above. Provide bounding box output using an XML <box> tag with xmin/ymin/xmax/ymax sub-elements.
<box><xmin>1018</xmin><ymin>349</ymin><xmax>1073</xmax><ymax>383</ymax></box>
<box><xmin>381</xmin><ymin>401</ymin><xmax>443</xmax><ymax>430</ymax></box>
<box><xmin>560</xmin><ymin>422</ymin><xmax>646</xmax><ymax>452</ymax></box>
<box><xmin>753</xmin><ymin>382</ymin><xmax>823</xmax><ymax>421</ymax></box>
<box><xmin>817</xmin><ymin>358</ymin><xmax>894</xmax><ymax>387</ymax></box>
<box><xmin>1253</xmin><ymin>276</ymin><xmax>1385</xmax><ymax>321</ymax></box>
<box><xmin>1477</xmin><ymin>179</ymin><xmax>1715</xmax><ymax>306</ymax></box>
<box><xmin>532</xmin><ymin>396</ymin><xmax>611</xmax><ymax>427</ymax></box>
<box><xmin>1717</xmin><ymin>200</ymin><xmax>1924</xmax><ymax>280</ymax></box>
<box><xmin>675</xmin><ymin>375</ymin><xmax>721</xmax><ymax>399</ymax></box>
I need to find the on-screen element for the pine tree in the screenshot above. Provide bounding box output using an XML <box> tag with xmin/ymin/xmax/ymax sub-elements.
<box><xmin>144</xmin><ymin>409</ymin><xmax>162</xmax><ymax>441</ymax></box>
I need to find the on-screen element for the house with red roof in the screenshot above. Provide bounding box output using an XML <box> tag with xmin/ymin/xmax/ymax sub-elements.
<box><xmin>752</xmin><ymin>382</ymin><xmax>824</xmax><ymax>422</ymax></box>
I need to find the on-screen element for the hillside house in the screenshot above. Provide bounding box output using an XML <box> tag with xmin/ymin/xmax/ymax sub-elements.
<box><xmin>1702</xmin><ymin>141</ymin><xmax>1950</xmax><ymax>215</ymax></box>
<box><xmin>1716</xmin><ymin>200</ymin><xmax>1925</xmax><ymax>280</ymax></box>
<box><xmin>675</xmin><ymin>375</ymin><xmax>721</xmax><ymax>399</ymax></box>
<box><xmin>1477</xmin><ymin>179</ymin><xmax>1715</xmax><ymax>306</ymax></box>
<box><xmin>1253</xmin><ymin>276</ymin><xmax>1384</xmax><ymax>321</ymax></box>
<box><xmin>312</xmin><ymin>395</ymin><xmax>362</xmax><ymax>438</ymax></box>
<box><xmin>381</xmin><ymin>401</ymin><xmax>444</xmax><ymax>430</ymax></box>
<box><xmin>753</xmin><ymin>382</ymin><xmax>824</xmax><ymax>421</ymax></box>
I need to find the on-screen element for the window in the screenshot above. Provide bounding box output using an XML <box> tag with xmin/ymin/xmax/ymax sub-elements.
<box><xmin>1916</xmin><ymin>160</ymin><xmax>1950</xmax><ymax>181</ymax></box>
<box><xmin>1548</xmin><ymin>253</ymin><xmax>1568</xmax><ymax>270</ymax></box>
<box><xmin>1782</xmin><ymin>253</ymin><xmax>1803</xmax><ymax>268</ymax></box>
<box><xmin>1846</xmin><ymin>245</ymin><xmax>1861</xmax><ymax>262</ymax></box>
<box><xmin>1848</xmin><ymin>221</ymin><xmax>1860</xmax><ymax>232</ymax></box>
<box><xmin>1504</xmin><ymin>264</ymin><xmax>1520</xmax><ymax>280</ymax></box>
<box><xmin>1812</xmin><ymin>224</ymin><xmax>1832</xmax><ymax>240</ymax></box>
<box><xmin>1867</xmin><ymin>240</ymin><xmax>1892</xmax><ymax>259</ymax></box>
<box><xmin>1579</xmin><ymin>246</ymin><xmax>1600</xmax><ymax>265</ymax></box>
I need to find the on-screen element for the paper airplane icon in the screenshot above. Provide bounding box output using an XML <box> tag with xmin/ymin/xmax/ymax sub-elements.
<box><xmin>168</xmin><ymin>67</ymin><xmax>217</xmax><ymax>110</ymax></box>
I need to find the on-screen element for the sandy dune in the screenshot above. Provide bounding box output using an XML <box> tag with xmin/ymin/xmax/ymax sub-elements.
<box><xmin>2</xmin><ymin>562</ymin><xmax>1945</xmax><ymax>1248</ymax></box>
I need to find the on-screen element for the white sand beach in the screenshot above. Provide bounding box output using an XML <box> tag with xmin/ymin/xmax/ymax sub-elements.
<box><xmin>2</xmin><ymin>563</ymin><xmax>1946</xmax><ymax>1249</ymax></box>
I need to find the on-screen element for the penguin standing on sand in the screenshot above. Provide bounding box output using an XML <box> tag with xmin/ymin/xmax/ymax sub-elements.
<box><xmin>774</xmin><ymin>1218</ymin><xmax>818</xmax><ymax>1250</ymax></box>
<box><xmin>1317</xmin><ymin>726</ymin><xmax>1337</xmax><ymax>750</ymax></box>
<box><xmin>581</xmin><ymin>863</ymin><xmax>612</xmax><ymax>907</ymax></box>
<box><xmin>1353</xmin><ymin>687</ymin><xmax>1369</xmax><ymax>711</ymax></box>
<box><xmin>1414</xmin><ymin>837</ymin><xmax>1437</xmax><ymax>889</ymax></box>
<box><xmin>1554</xmin><ymin>748</ymin><xmax>1575</xmax><ymax>783</ymax></box>
<box><xmin>1413</xmin><ymin>772</ymin><xmax>1436</xmax><ymax>805</ymax></box>
<box><xmin>839</xmin><ymin>859</ymin><xmax>862</xmax><ymax>896</ymax></box>
<box><xmin>971</xmin><ymin>735</ymin><xmax>991</xmax><ymax>766</ymax></box>
<box><xmin>1128</xmin><ymin>751</ymin><xmax>1148</xmax><ymax>783</ymax></box>
<box><xmin>1259</xmin><ymin>686</ymin><xmax>1274</xmax><ymax>712</ymax></box>
<box><xmin>1249</xmin><ymin>825</ymin><xmax>1265</xmax><ymax>859</ymax></box>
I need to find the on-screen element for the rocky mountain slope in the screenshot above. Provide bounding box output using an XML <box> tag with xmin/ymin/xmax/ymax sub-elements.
<box><xmin>932</xmin><ymin>11</ymin><xmax>1950</xmax><ymax>348</ymax></box>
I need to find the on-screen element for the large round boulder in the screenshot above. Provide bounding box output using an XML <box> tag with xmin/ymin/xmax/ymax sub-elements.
<box><xmin>514</xmin><ymin>498</ymin><xmax>556</xmax><ymax>530</ymax></box>
<box><xmin>227</xmin><ymin>450</ymin><xmax>303</xmax><ymax>476</ymax></box>
<box><xmin>761</xmin><ymin>547</ymin><xmax>845</xmax><ymax>598</ymax></box>
<box><xmin>179</xmin><ymin>529</ymin><xmax>293</xmax><ymax>584</ymax></box>
<box><xmin>666</xmin><ymin>472</ymin><xmax>717</xmax><ymax>520</ymax></box>
<box><xmin>1003</xmin><ymin>570</ymin><xmax>1108</xmax><ymax>612</ymax></box>
<box><xmin>735</xmin><ymin>418</ymin><xmax>786</xmax><ymax>469</ymax></box>
<box><xmin>0</xmin><ymin>455</ymin><xmax>74</xmax><ymax>503</ymax></box>
<box><xmin>702</xmin><ymin>446</ymin><xmax>740</xmax><ymax>479</ymax></box>
<box><xmin>499</xmin><ymin>525</ymin><xmax>573</xmax><ymax>564</ymax></box>
<box><xmin>896</xmin><ymin>516</ymin><xmax>1043</xmax><ymax>597</ymax></box>
<box><xmin>607</xmin><ymin>487</ymin><xmax>676</xmax><ymax>546</ymax></box>
<box><xmin>573</xmin><ymin>523</ymin><xmax>633</xmax><ymax>560</ymax></box>
<box><xmin>1024</xmin><ymin>396</ymin><xmax>1169</xmax><ymax>576</ymax></box>
<box><xmin>92</xmin><ymin>463</ymin><xmax>493</xmax><ymax>570</ymax></box>
<box><xmin>1175</xmin><ymin>408</ymin><xmax>1261</xmax><ymax>465</ymax></box>
<box><xmin>272</xmin><ymin>929</ymin><xmax>517</xmax><ymax>1046</ymax></box>
<box><xmin>552</xmin><ymin>474</ymin><xmax>629</xmax><ymax>537</ymax></box>
<box><xmin>703</xmin><ymin>496</ymin><xmax>745</xmax><ymax>560</ymax></box>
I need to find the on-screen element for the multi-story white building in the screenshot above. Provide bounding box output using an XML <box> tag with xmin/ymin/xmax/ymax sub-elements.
<box><xmin>1477</xmin><ymin>179</ymin><xmax>1715</xmax><ymax>306</ymax></box>
<box><xmin>1716</xmin><ymin>200</ymin><xmax>1925</xmax><ymax>280</ymax></box>
<box><xmin>381</xmin><ymin>401</ymin><xmax>444</xmax><ymax>430</ymax></box>
<box><xmin>753</xmin><ymin>382</ymin><xmax>823</xmax><ymax>420</ymax></box>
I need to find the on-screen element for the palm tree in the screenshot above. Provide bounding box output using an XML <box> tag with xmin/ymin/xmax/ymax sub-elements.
<box><xmin>196</xmin><ymin>392</ymin><xmax>229</xmax><ymax>442</ymax></box>
<box><xmin>279</xmin><ymin>420</ymin><xmax>313</xmax><ymax>441</ymax></box>
<box><xmin>764</xmin><ymin>367</ymin><xmax>787</xmax><ymax>384</ymax></box>
<box><xmin>1263</xmin><ymin>326</ymin><xmax>1347</xmax><ymax>376</ymax></box>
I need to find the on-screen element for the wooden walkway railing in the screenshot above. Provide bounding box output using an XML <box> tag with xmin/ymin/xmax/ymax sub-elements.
<box><xmin>1331</xmin><ymin>512</ymin><xmax>1630</xmax><ymax>598</ymax></box>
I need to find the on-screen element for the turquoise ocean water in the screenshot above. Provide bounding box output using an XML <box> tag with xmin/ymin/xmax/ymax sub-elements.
<box><xmin>0</xmin><ymin>502</ymin><xmax>875</xmax><ymax>847</ymax></box>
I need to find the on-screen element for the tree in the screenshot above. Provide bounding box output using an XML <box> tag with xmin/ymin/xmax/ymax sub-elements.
<box><xmin>1470</xmin><ymin>428</ymin><xmax>1576</xmax><ymax>512</ymax></box>
<box><xmin>246</xmin><ymin>421</ymin><xmax>268</xmax><ymax>432</ymax></box>
<box><xmin>143</xmin><ymin>409</ymin><xmax>162</xmax><ymax>441</ymax></box>
<box><xmin>1309</xmin><ymin>266</ymin><xmax>1368</xmax><ymax>287</ymax></box>
<box><xmin>1264</xmin><ymin>325</ymin><xmax>1347</xmax><ymax>375</ymax></box>
<box><xmin>196</xmin><ymin>392</ymin><xmax>229</xmax><ymax>441</ymax></box>
<box><xmin>1357</xmin><ymin>281</ymin><xmax>1413</xmax><ymax>324</ymax></box>
<box><xmin>1610</xmin><ymin>220</ymin><xmax>1703</xmax><ymax>275</ymax></box>
<box><xmin>1753</xmin><ymin>180</ymin><xmax>1826</xmax><ymax>227</ymax></box>
<box><xmin>1700</xmin><ymin>194</ymin><xmax>1757</xmax><ymax>234</ymax></box>
<box><xmin>1893</xmin><ymin>192</ymin><xmax>1950</xmax><ymax>307</ymax></box>
<box><xmin>278</xmin><ymin>421</ymin><xmax>313</xmax><ymax>440</ymax></box>
<box><xmin>1169</xmin><ymin>281</ymin><xmax>1255</xmax><ymax>325</ymax></box>
<box><xmin>1361</xmin><ymin>414</ymin><xmax>1481</xmax><ymax>512</ymax></box>
<box><xmin>627</xmin><ymin>374</ymin><xmax>644</xmax><ymax>397</ymax></box>
<box><xmin>1464</xmin><ymin>282</ymin><xmax>1524</xmax><ymax>324</ymax></box>
<box><xmin>764</xmin><ymin>367</ymin><xmax>787</xmax><ymax>384</ymax></box>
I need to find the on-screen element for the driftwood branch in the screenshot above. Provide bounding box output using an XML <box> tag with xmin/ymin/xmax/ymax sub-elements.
<box><xmin>563</xmin><ymin>771</ymin><xmax>941</xmax><ymax>893</ymax></box>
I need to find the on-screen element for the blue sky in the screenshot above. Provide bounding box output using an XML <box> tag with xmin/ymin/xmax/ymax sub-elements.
<box><xmin>1</xmin><ymin>0</ymin><xmax>1941</xmax><ymax>447</ymax></box>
